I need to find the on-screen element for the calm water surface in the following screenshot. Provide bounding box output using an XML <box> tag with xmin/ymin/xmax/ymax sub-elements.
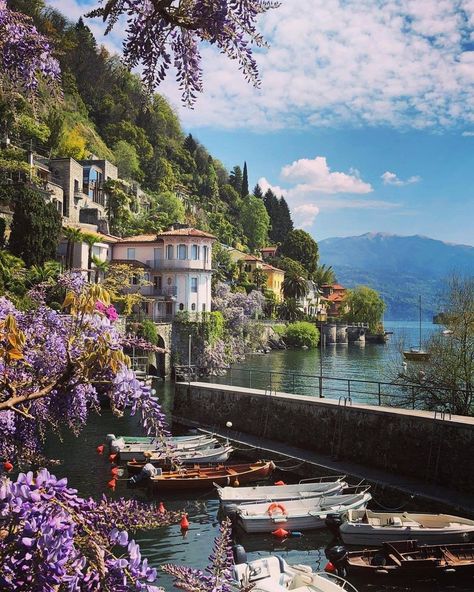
<box><xmin>46</xmin><ymin>320</ymin><xmax>473</xmax><ymax>592</ymax></box>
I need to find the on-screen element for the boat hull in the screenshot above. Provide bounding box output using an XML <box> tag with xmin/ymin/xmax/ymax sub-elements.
<box><xmin>127</xmin><ymin>446</ymin><xmax>233</xmax><ymax>473</ymax></box>
<box><xmin>340</xmin><ymin>527</ymin><xmax>474</xmax><ymax>546</ymax></box>
<box><xmin>402</xmin><ymin>351</ymin><xmax>430</xmax><ymax>361</ymax></box>
<box><xmin>117</xmin><ymin>437</ymin><xmax>218</xmax><ymax>460</ymax></box>
<box><xmin>149</xmin><ymin>461</ymin><xmax>274</xmax><ymax>491</ymax></box>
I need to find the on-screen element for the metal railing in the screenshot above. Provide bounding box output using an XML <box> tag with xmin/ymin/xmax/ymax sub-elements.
<box><xmin>146</xmin><ymin>259</ymin><xmax>212</xmax><ymax>271</ymax></box>
<box><xmin>196</xmin><ymin>366</ymin><xmax>468</xmax><ymax>412</ymax></box>
<box><xmin>141</xmin><ymin>286</ymin><xmax>178</xmax><ymax>298</ymax></box>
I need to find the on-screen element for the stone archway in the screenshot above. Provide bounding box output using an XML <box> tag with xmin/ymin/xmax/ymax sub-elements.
<box><xmin>154</xmin><ymin>323</ymin><xmax>172</xmax><ymax>378</ymax></box>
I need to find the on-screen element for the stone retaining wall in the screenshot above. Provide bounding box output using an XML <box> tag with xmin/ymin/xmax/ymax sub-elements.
<box><xmin>174</xmin><ymin>382</ymin><xmax>474</xmax><ymax>495</ymax></box>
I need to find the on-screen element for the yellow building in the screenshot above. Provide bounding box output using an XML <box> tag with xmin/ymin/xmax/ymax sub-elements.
<box><xmin>228</xmin><ymin>249</ymin><xmax>285</xmax><ymax>301</ymax></box>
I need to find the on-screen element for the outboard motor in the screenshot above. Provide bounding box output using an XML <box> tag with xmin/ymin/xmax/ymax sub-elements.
<box><xmin>232</xmin><ymin>544</ymin><xmax>247</xmax><ymax>566</ymax></box>
<box><xmin>325</xmin><ymin>545</ymin><xmax>349</xmax><ymax>578</ymax></box>
<box><xmin>109</xmin><ymin>437</ymin><xmax>125</xmax><ymax>453</ymax></box>
<box><xmin>105</xmin><ymin>434</ymin><xmax>116</xmax><ymax>443</ymax></box>
<box><xmin>325</xmin><ymin>513</ymin><xmax>344</xmax><ymax>538</ymax></box>
<box><xmin>129</xmin><ymin>463</ymin><xmax>161</xmax><ymax>485</ymax></box>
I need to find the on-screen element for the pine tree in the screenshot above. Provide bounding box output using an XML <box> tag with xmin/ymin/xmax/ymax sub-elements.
<box><xmin>253</xmin><ymin>183</ymin><xmax>263</xmax><ymax>199</ymax></box>
<box><xmin>241</xmin><ymin>161</ymin><xmax>249</xmax><ymax>197</ymax></box>
<box><xmin>263</xmin><ymin>189</ymin><xmax>279</xmax><ymax>241</ymax></box>
<box><xmin>277</xmin><ymin>196</ymin><xmax>293</xmax><ymax>238</ymax></box>
<box><xmin>229</xmin><ymin>165</ymin><xmax>243</xmax><ymax>194</ymax></box>
<box><xmin>183</xmin><ymin>133</ymin><xmax>198</xmax><ymax>154</ymax></box>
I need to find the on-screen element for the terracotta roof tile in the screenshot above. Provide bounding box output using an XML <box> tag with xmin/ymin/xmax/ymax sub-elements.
<box><xmin>158</xmin><ymin>228</ymin><xmax>216</xmax><ymax>239</ymax></box>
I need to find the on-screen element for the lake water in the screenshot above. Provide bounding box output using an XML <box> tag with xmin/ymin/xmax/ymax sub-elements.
<box><xmin>44</xmin><ymin>320</ymin><xmax>474</xmax><ymax>592</ymax></box>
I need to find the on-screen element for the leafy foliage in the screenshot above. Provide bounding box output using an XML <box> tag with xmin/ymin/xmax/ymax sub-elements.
<box><xmin>343</xmin><ymin>285</ymin><xmax>386</xmax><ymax>333</ymax></box>
<box><xmin>241</xmin><ymin>195</ymin><xmax>270</xmax><ymax>251</ymax></box>
<box><xmin>283</xmin><ymin>321</ymin><xmax>320</xmax><ymax>348</ymax></box>
<box><xmin>279</xmin><ymin>229</ymin><xmax>319</xmax><ymax>277</ymax></box>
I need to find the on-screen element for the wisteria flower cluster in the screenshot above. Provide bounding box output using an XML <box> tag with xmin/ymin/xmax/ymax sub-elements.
<box><xmin>0</xmin><ymin>0</ymin><xmax>60</xmax><ymax>94</ymax></box>
<box><xmin>163</xmin><ymin>518</ymin><xmax>251</xmax><ymax>592</ymax></box>
<box><xmin>0</xmin><ymin>284</ymin><xmax>169</xmax><ymax>464</ymax></box>
<box><xmin>87</xmin><ymin>0</ymin><xmax>279</xmax><ymax>105</ymax></box>
<box><xmin>0</xmin><ymin>468</ymin><xmax>179</xmax><ymax>591</ymax></box>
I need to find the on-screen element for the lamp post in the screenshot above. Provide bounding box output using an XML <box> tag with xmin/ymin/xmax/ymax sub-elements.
<box><xmin>319</xmin><ymin>318</ymin><xmax>324</xmax><ymax>398</ymax></box>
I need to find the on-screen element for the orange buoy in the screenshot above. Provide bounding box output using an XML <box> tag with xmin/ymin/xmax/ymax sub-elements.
<box><xmin>111</xmin><ymin>467</ymin><xmax>119</xmax><ymax>477</ymax></box>
<box><xmin>272</xmin><ymin>527</ymin><xmax>289</xmax><ymax>538</ymax></box>
<box><xmin>107</xmin><ymin>478</ymin><xmax>117</xmax><ymax>490</ymax></box>
<box><xmin>158</xmin><ymin>501</ymin><xmax>166</xmax><ymax>514</ymax></box>
<box><xmin>267</xmin><ymin>502</ymin><xmax>287</xmax><ymax>516</ymax></box>
<box><xmin>96</xmin><ymin>444</ymin><xmax>104</xmax><ymax>455</ymax></box>
<box><xmin>232</xmin><ymin>477</ymin><xmax>240</xmax><ymax>487</ymax></box>
<box><xmin>3</xmin><ymin>460</ymin><xmax>13</xmax><ymax>473</ymax></box>
<box><xmin>180</xmin><ymin>514</ymin><xmax>189</xmax><ymax>530</ymax></box>
<box><xmin>108</xmin><ymin>453</ymin><xmax>117</xmax><ymax>463</ymax></box>
<box><xmin>274</xmin><ymin>480</ymin><xmax>285</xmax><ymax>486</ymax></box>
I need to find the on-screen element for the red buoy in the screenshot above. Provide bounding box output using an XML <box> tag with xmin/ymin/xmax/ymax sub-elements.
<box><xmin>324</xmin><ymin>562</ymin><xmax>336</xmax><ymax>573</ymax></box>
<box><xmin>158</xmin><ymin>501</ymin><xmax>166</xmax><ymax>514</ymax></box>
<box><xmin>111</xmin><ymin>467</ymin><xmax>119</xmax><ymax>477</ymax></box>
<box><xmin>108</xmin><ymin>453</ymin><xmax>117</xmax><ymax>463</ymax></box>
<box><xmin>274</xmin><ymin>480</ymin><xmax>286</xmax><ymax>486</ymax></box>
<box><xmin>107</xmin><ymin>478</ymin><xmax>117</xmax><ymax>490</ymax></box>
<box><xmin>180</xmin><ymin>514</ymin><xmax>189</xmax><ymax>530</ymax></box>
<box><xmin>271</xmin><ymin>527</ymin><xmax>289</xmax><ymax>538</ymax></box>
<box><xmin>96</xmin><ymin>444</ymin><xmax>104</xmax><ymax>455</ymax></box>
<box><xmin>3</xmin><ymin>460</ymin><xmax>13</xmax><ymax>473</ymax></box>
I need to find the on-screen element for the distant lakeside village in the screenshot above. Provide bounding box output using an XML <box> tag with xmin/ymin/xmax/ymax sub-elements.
<box><xmin>0</xmin><ymin>150</ymin><xmax>386</xmax><ymax>378</ymax></box>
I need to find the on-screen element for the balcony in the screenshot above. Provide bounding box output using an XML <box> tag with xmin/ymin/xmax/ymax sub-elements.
<box><xmin>146</xmin><ymin>259</ymin><xmax>212</xmax><ymax>271</ymax></box>
<box><xmin>141</xmin><ymin>285</ymin><xmax>178</xmax><ymax>298</ymax></box>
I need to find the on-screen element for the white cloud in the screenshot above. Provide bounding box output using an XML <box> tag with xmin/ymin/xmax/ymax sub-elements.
<box><xmin>259</xmin><ymin>156</ymin><xmax>398</xmax><ymax>228</ymax></box>
<box><xmin>462</xmin><ymin>131</ymin><xmax>474</xmax><ymax>136</ymax></box>
<box><xmin>381</xmin><ymin>171</ymin><xmax>421</xmax><ymax>186</ymax></box>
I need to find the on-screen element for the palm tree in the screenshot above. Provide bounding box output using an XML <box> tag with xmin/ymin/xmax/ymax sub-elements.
<box><xmin>26</xmin><ymin>261</ymin><xmax>61</xmax><ymax>287</ymax></box>
<box><xmin>278</xmin><ymin>298</ymin><xmax>304</xmax><ymax>322</ymax></box>
<box><xmin>63</xmin><ymin>227</ymin><xmax>84</xmax><ymax>270</ymax></box>
<box><xmin>91</xmin><ymin>255</ymin><xmax>109</xmax><ymax>284</ymax></box>
<box><xmin>282</xmin><ymin>272</ymin><xmax>308</xmax><ymax>300</ymax></box>
<box><xmin>81</xmin><ymin>233</ymin><xmax>99</xmax><ymax>282</ymax></box>
<box><xmin>313</xmin><ymin>264</ymin><xmax>336</xmax><ymax>288</ymax></box>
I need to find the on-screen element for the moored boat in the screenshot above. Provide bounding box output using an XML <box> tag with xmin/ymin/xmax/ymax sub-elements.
<box><xmin>237</xmin><ymin>489</ymin><xmax>372</xmax><ymax>533</ymax></box>
<box><xmin>337</xmin><ymin>510</ymin><xmax>474</xmax><ymax>545</ymax></box>
<box><xmin>106</xmin><ymin>433</ymin><xmax>206</xmax><ymax>449</ymax></box>
<box><xmin>115</xmin><ymin>436</ymin><xmax>219</xmax><ymax>460</ymax></box>
<box><xmin>233</xmin><ymin>552</ymin><xmax>360</xmax><ymax>592</ymax></box>
<box><xmin>147</xmin><ymin>460</ymin><xmax>275</xmax><ymax>491</ymax></box>
<box><xmin>326</xmin><ymin>540</ymin><xmax>474</xmax><ymax>579</ymax></box>
<box><xmin>126</xmin><ymin>444</ymin><xmax>234</xmax><ymax>472</ymax></box>
<box><xmin>217</xmin><ymin>475</ymin><xmax>348</xmax><ymax>512</ymax></box>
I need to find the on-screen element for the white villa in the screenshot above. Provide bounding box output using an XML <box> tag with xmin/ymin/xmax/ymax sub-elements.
<box><xmin>112</xmin><ymin>226</ymin><xmax>216</xmax><ymax>321</ymax></box>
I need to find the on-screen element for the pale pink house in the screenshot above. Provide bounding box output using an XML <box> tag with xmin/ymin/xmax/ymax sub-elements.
<box><xmin>112</xmin><ymin>227</ymin><xmax>215</xmax><ymax>321</ymax></box>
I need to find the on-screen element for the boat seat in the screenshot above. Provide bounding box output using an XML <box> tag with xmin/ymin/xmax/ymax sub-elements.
<box><xmin>388</xmin><ymin>554</ymin><xmax>402</xmax><ymax>567</ymax></box>
<box><xmin>370</xmin><ymin>518</ymin><xmax>382</xmax><ymax>526</ymax></box>
<box><xmin>288</xmin><ymin>573</ymin><xmax>313</xmax><ymax>589</ymax></box>
<box><xmin>227</xmin><ymin>469</ymin><xmax>238</xmax><ymax>475</ymax></box>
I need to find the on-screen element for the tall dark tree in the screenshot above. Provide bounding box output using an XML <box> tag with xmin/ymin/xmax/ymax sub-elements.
<box><xmin>183</xmin><ymin>133</ymin><xmax>197</xmax><ymax>154</ymax></box>
<box><xmin>253</xmin><ymin>183</ymin><xmax>263</xmax><ymax>199</ymax></box>
<box><xmin>9</xmin><ymin>186</ymin><xmax>62</xmax><ymax>267</ymax></box>
<box><xmin>276</xmin><ymin>196</ymin><xmax>294</xmax><ymax>238</ymax></box>
<box><xmin>241</xmin><ymin>161</ymin><xmax>249</xmax><ymax>197</ymax></box>
<box><xmin>279</xmin><ymin>229</ymin><xmax>319</xmax><ymax>276</ymax></box>
<box><xmin>229</xmin><ymin>165</ymin><xmax>243</xmax><ymax>195</ymax></box>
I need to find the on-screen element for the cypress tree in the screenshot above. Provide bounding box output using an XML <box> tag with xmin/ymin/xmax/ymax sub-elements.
<box><xmin>241</xmin><ymin>161</ymin><xmax>249</xmax><ymax>197</ymax></box>
<box><xmin>263</xmin><ymin>189</ymin><xmax>279</xmax><ymax>241</ymax></box>
<box><xmin>183</xmin><ymin>133</ymin><xmax>198</xmax><ymax>154</ymax></box>
<box><xmin>277</xmin><ymin>196</ymin><xmax>293</xmax><ymax>238</ymax></box>
<box><xmin>9</xmin><ymin>186</ymin><xmax>62</xmax><ymax>267</ymax></box>
<box><xmin>253</xmin><ymin>183</ymin><xmax>263</xmax><ymax>199</ymax></box>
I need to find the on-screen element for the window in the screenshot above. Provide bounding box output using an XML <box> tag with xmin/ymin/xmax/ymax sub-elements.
<box><xmin>191</xmin><ymin>277</ymin><xmax>198</xmax><ymax>293</ymax></box>
<box><xmin>179</xmin><ymin>303</ymin><xmax>184</xmax><ymax>311</ymax></box>
<box><xmin>167</xmin><ymin>277</ymin><xmax>172</xmax><ymax>285</ymax></box>
<box><xmin>154</xmin><ymin>276</ymin><xmax>162</xmax><ymax>289</ymax></box>
<box><xmin>178</xmin><ymin>244</ymin><xmax>187</xmax><ymax>260</ymax></box>
<box><xmin>166</xmin><ymin>245</ymin><xmax>174</xmax><ymax>259</ymax></box>
<box><xmin>202</xmin><ymin>303</ymin><xmax>206</xmax><ymax>312</ymax></box>
<box><xmin>191</xmin><ymin>245</ymin><xmax>200</xmax><ymax>260</ymax></box>
<box><xmin>191</xmin><ymin>303</ymin><xmax>196</xmax><ymax>311</ymax></box>
<box><xmin>131</xmin><ymin>274</ymin><xmax>138</xmax><ymax>285</ymax></box>
<box><xmin>127</xmin><ymin>248</ymin><xmax>135</xmax><ymax>260</ymax></box>
<box><xmin>203</xmin><ymin>246</ymin><xmax>209</xmax><ymax>262</ymax></box>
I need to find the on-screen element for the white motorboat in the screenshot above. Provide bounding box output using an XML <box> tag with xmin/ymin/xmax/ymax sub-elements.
<box><xmin>106</xmin><ymin>433</ymin><xmax>207</xmax><ymax>449</ymax></box>
<box><xmin>129</xmin><ymin>444</ymin><xmax>234</xmax><ymax>467</ymax></box>
<box><xmin>232</xmin><ymin>553</ymin><xmax>359</xmax><ymax>592</ymax></box>
<box><xmin>217</xmin><ymin>476</ymin><xmax>348</xmax><ymax>512</ymax></box>
<box><xmin>113</xmin><ymin>436</ymin><xmax>219</xmax><ymax>460</ymax></box>
<box><xmin>338</xmin><ymin>509</ymin><xmax>474</xmax><ymax>545</ymax></box>
<box><xmin>237</xmin><ymin>489</ymin><xmax>372</xmax><ymax>533</ymax></box>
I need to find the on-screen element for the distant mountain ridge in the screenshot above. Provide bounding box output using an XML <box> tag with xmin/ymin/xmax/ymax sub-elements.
<box><xmin>318</xmin><ymin>233</ymin><xmax>474</xmax><ymax>320</ymax></box>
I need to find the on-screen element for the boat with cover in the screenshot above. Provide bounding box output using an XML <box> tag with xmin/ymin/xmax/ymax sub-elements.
<box><xmin>114</xmin><ymin>437</ymin><xmax>219</xmax><ymax>460</ymax></box>
<box><xmin>326</xmin><ymin>540</ymin><xmax>474</xmax><ymax>579</ymax></box>
<box><xmin>403</xmin><ymin>296</ymin><xmax>430</xmax><ymax>361</ymax></box>
<box><xmin>146</xmin><ymin>460</ymin><xmax>275</xmax><ymax>491</ymax></box>
<box><xmin>126</xmin><ymin>444</ymin><xmax>234</xmax><ymax>472</ymax></box>
<box><xmin>217</xmin><ymin>476</ymin><xmax>348</xmax><ymax>512</ymax></box>
<box><xmin>237</xmin><ymin>489</ymin><xmax>372</xmax><ymax>533</ymax></box>
<box><xmin>337</xmin><ymin>510</ymin><xmax>474</xmax><ymax>545</ymax></box>
<box><xmin>232</xmin><ymin>551</ymin><xmax>359</xmax><ymax>592</ymax></box>
<box><xmin>106</xmin><ymin>433</ymin><xmax>207</xmax><ymax>449</ymax></box>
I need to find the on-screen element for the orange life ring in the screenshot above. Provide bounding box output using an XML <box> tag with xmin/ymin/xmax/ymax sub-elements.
<box><xmin>267</xmin><ymin>502</ymin><xmax>287</xmax><ymax>516</ymax></box>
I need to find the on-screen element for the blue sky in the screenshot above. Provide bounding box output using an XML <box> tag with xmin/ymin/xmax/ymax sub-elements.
<box><xmin>48</xmin><ymin>0</ymin><xmax>474</xmax><ymax>246</ymax></box>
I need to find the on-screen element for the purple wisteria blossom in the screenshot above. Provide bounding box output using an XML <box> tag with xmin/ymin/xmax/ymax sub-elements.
<box><xmin>87</xmin><ymin>0</ymin><xmax>279</xmax><ymax>105</ymax></box>
<box><xmin>0</xmin><ymin>469</ymin><xmax>179</xmax><ymax>591</ymax></box>
<box><xmin>0</xmin><ymin>0</ymin><xmax>60</xmax><ymax>94</ymax></box>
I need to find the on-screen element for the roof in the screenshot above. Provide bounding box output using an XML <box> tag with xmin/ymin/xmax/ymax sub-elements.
<box><xmin>260</xmin><ymin>246</ymin><xmax>278</xmax><ymax>252</ymax></box>
<box><xmin>116</xmin><ymin>228</ymin><xmax>216</xmax><ymax>243</ymax></box>
<box><xmin>242</xmin><ymin>254</ymin><xmax>263</xmax><ymax>262</ymax></box>
<box><xmin>327</xmin><ymin>293</ymin><xmax>345</xmax><ymax>302</ymax></box>
<box><xmin>261</xmin><ymin>263</ymin><xmax>285</xmax><ymax>273</ymax></box>
<box><xmin>322</xmin><ymin>283</ymin><xmax>345</xmax><ymax>290</ymax></box>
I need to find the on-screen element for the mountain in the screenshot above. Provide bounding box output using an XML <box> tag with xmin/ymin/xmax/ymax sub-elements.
<box><xmin>318</xmin><ymin>233</ymin><xmax>474</xmax><ymax>320</ymax></box>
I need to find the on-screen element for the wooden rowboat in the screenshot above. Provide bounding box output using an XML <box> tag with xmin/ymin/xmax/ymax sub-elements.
<box><xmin>329</xmin><ymin>540</ymin><xmax>474</xmax><ymax>579</ymax></box>
<box><xmin>126</xmin><ymin>444</ymin><xmax>234</xmax><ymax>472</ymax></box>
<box><xmin>148</xmin><ymin>460</ymin><xmax>275</xmax><ymax>491</ymax></box>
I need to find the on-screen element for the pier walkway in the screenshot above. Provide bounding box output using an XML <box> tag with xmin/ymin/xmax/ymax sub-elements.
<box><xmin>174</xmin><ymin>413</ymin><xmax>474</xmax><ymax>516</ymax></box>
